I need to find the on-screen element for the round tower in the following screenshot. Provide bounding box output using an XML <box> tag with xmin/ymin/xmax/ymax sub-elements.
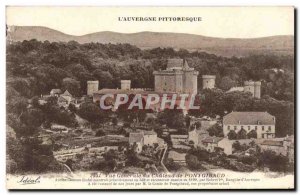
<box><xmin>202</xmin><ymin>75</ymin><xmax>216</xmax><ymax>89</ymax></box>
<box><xmin>87</xmin><ymin>81</ymin><xmax>99</xmax><ymax>96</ymax></box>
<box><xmin>254</xmin><ymin>81</ymin><xmax>261</xmax><ymax>99</ymax></box>
<box><xmin>121</xmin><ymin>80</ymin><xmax>131</xmax><ymax>90</ymax></box>
<box><xmin>244</xmin><ymin>81</ymin><xmax>255</xmax><ymax>97</ymax></box>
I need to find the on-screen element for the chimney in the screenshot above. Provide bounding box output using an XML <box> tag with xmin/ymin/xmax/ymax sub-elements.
<box><xmin>121</xmin><ymin>80</ymin><xmax>131</xmax><ymax>90</ymax></box>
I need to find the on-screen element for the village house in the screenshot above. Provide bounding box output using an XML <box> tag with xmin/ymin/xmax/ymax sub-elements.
<box><xmin>227</xmin><ymin>81</ymin><xmax>261</xmax><ymax>99</ymax></box>
<box><xmin>170</xmin><ymin>134</ymin><xmax>188</xmax><ymax>144</ymax></box>
<box><xmin>188</xmin><ymin>127</ymin><xmax>209</xmax><ymax>146</ymax></box>
<box><xmin>190</xmin><ymin>116</ymin><xmax>217</xmax><ymax>131</ymax></box>
<box><xmin>129</xmin><ymin>130</ymin><xmax>158</xmax><ymax>153</ymax></box>
<box><xmin>170</xmin><ymin>134</ymin><xmax>191</xmax><ymax>150</ymax></box>
<box><xmin>50</xmin><ymin>89</ymin><xmax>62</xmax><ymax>97</ymax></box>
<box><xmin>7</xmin><ymin>125</ymin><xmax>16</xmax><ymax>139</ymax></box>
<box><xmin>168</xmin><ymin>150</ymin><xmax>187</xmax><ymax>165</ymax></box>
<box><xmin>259</xmin><ymin>135</ymin><xmax>294</xmax><ymax>162</ymax></box>
<box><xmin>51</xmin><ymin>124</ymin><xmax>69</xmax><ymax>133</ymax></box>
<box><xmin>143</xmin><ymin>130</ymin><xmax>158</xmax><ymax>146</ymax></box>
<box><xmin>223</xmin><ymin>112</ymin><xmax>276</xmax><ymax>139</ymax></box>
<box><xmin>201</xmin><ymin>136</ymin><xmax>223</xmax><ymax>152</ymax></box>
<box><xmin>217</xmin><ymin>138</ymin><xmax>233</xmax><ymax>155</ymax></box>
<box><xmin>57</xmin><ymin>90</ymin><xmax>73</xmax><ymax>108</ymax></box>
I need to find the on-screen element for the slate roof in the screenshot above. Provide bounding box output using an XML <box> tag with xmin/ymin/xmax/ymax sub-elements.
<box><xmin>227</xmin><ymin>87</ymin><xmax>245</xmax><ymax>93</ymax></box>
<box><xmin>50</xmin><ymin>89</ymin><xmax>62</xmax><ymax>94</ymax></box>
<box><xmin>260</xmin><ymin>140</ymin><xmax>283</xmax><ymax>147</ymax></box>
<box><xmin>62</xmin><ymin>90</ymin><xmax>72</xmax><ymax>96</ymax></box>
<box><xmin>201</xmin><ymin>137</ymin><xmax>223</xmax><ymax>144</ymax></box>
<box><xmin>129</xmin><ymin>132</ymin><xmax>144</xmax><ymax>143</ymax></box>
<box><xmin>170</xmin><ymin>135</ymin><xmax>188</xmax><ymax>139</ymax></box>
<box><xmin>94</xmin><ymin>89</ymin><xmax>176</xmax><ymax>96</ymax></box>
<box><xmin>223</xmin><ymin>112</ymin><xmax>275</xmax><ymax>125</ymax></box>
<box><xmin>144</xmin><ymin>131</ymin><xmax>157</xmax><ymax>135</ymax></box>
<box><xmin>95</xmin><ymin>89</ymin><xmax>144</xmax><ymax>95</ymax></box>
<box><xmin>166</xmin><ymin>59</ymin><xmax>190</xmax><ymax>70</ymax></box>
<box><xmin>167</xmin><ymin>59</ymin><xmax>184</xmax><ymax>69</ymax></box>
<box><xmin>168</xmin><ymin>150</ymin><xmax>186</xmax><ymax>162</ymax></box>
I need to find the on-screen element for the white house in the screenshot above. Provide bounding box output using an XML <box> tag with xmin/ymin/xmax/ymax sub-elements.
<box><xmin>223</xmin><ymin>112</ymin><xmax>276</xmax><ymax>139</ymax></box>
<box><xmin>201</xmin><ymin>137</ymin><xmax>223</xmax><ymax>152</ymax></box>
<box><xmin>129</xmin><ymin>130</ymin><xmax>158</xmax><ymax>153</ymax></box>
<box><xmin>129</xmin><ymin>132</ymin><xmax>144</xmax><ymax>153</ymax></box>
<box><xmin>188</xmin><ymin>127</ymin><xmax>209</xmax><ymax>146</ymax></box>
<box><xmin>143</xmin><ymin>130</ymin><xmax>158</xmax><ymax>146</ymax></box>
<box><xmin>217</xmin><ymin>138</ymin><xmax>233</xmax><ymax>155</ymax></box>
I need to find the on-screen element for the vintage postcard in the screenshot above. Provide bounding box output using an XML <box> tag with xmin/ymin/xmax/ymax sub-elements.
<box><xmin>6</xmin><ymin>6</ymin><xmax>295</xmax><ymax>189</ymax></box>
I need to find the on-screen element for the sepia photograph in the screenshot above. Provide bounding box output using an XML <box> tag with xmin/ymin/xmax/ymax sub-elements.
<box><xmin>5</xmin><ymin>6</ymin><xmax>295</xmax><ymax>190</ymax></box>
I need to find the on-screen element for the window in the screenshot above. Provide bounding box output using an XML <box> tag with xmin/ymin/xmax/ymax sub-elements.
<box><xmin>234</xmin><ymin>126</ymin><xmax>237</xmax><ymax>130</ymax></box>
<box><xmin>268</xmin><ymin>126</ymin><xmax>271</xmax><ymax>130</ymax></box>
<box><xmin>262</xmin><ymin>126</ymin><xmax>264</xmax><ymax>131</ymax></box>
<box><xmin>227</xmin><ymin>126</ymin><xmax>230</xmax><ymax>130</ymax></box>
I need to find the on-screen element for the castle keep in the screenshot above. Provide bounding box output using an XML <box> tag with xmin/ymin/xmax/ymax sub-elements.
<box><xmin>153</xmin><ymin>59</ymin><xmax>199</xmax><ymax>94</ymax></box>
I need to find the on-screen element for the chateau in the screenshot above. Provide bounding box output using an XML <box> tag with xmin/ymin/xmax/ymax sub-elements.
<box><xmin>153</xmin><ymin>59</ymin><xmax>199</xmax><ymax>94</ymax></box>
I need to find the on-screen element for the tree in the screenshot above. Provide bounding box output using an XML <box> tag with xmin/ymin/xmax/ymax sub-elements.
<box><xmin>165</xmin><ymin>158</ymin><xmax>181</xmax><ymax>171</ymax></box>
<box><xmin>93</xmin><ymin>70</ymin><xmax>113</xmax><ymax>88</ymax></box>
<box><xmin>188</xmin><ymin>147</ymin><xmax>210</xmax><ymax>162</ymax></box>
<box><xmin>7</xmin><ymin>137</ymin><xmax>56</xmax><ymax>173</ymax></box>
<box><xmin>62</xmin><ymin>77</ymin><xmax>81</xmax><ymax>96</ymax></box>
<box><xmin>185</xmin><ymin>115</ymin><xmax>191</xmax><ymax>128</ymax></box>
<box><xmin>227</xmin><ymin>130</ymin><xmax>237</xmax><ymax>140</ymax></box>
<box><xmin>249</xmin><ymin>140</ymin><xmax>256</xmax><ymax>148</ymax></box>
<box><xmin>219</xmin><ymin>76</ymin><xmax>236</xmax><ymax>91</ymax></box>
<box><xmin>68</xmin><ymin>103</ymin><xmax>77</xmax><ymax>113</ymax></box>
<box><xmin>157</xmin><ymin>108</ymin><xmax>185</xmax><ymax>128</ymax></box>
<box><xmin>126</xmin><ymin>145</ymin><xmax>140</xmax><ymax>166</ymax></box>
<box><xmin>78</xmin><ymin>102</ymin><xmax>108</xmax><ymax>125</ymax></box>
<box><xmin>207</xmin><ymin>124</ymin><xmax>224</xmax><ymax>137</ymax></box>
<box><xmin>112</xmin><ymin>117</ymin><xmax>118</xmax><ymax>126</ymax></box>
<box><xmin>185</xmin><ymin>154</ymin><xmax>200</xmax><ymax>170</ymax></box>
<box><xmin>95</xmin><ymin>129</ymin><xmax>105</xmax><ymax>137</ymax></box>
<box><xmin>102</xmin><ymin>149</ymin><xmax>119</xmax><ymax>171</ymax></box>
<box><xmin>237</xmin><ymin>128</ymin><xmax>247</xmax><ymax>139</ymax></box>
<box><xmin>232</xmin><ymin>141</ymin><xmax>241</xmax><ymax>151</ymax></box>
<box><xmin>259</xmin><ymin>150</ymin><xmax>290</xmax><ymax>172</ymax></box>
<box><xmin>247</xmin><ymin>130</ymin><xmax>257</xmax><ymax>139</ymax></box>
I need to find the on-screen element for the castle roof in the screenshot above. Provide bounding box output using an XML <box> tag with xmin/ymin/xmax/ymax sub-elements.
<box><xmin>95</xmin><ymin>89</ymin><xmax>144</xmax><ymax>95</ymax></box>
<box><xmin>167</xmin><ymin>59</ymin><xmax>184</xmax><ymax>69</ymax></box>
<box><xmin>94</xmin><ymin>89</ymin><xmax>177</xmax><ymax>96</ymax></box>
<box><xmin>223</xmin><ymin>112</ymin><xmax>275</xmax><ymax>125</ymax></box>
<box><xmin>166</xmin><ymin>59</ymin><xmax>191</xmax><ymax>70</ymax></box>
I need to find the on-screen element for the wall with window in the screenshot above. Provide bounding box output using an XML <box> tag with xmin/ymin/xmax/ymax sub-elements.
<box><xmin>223</xmin><ymin>124</ymin><xmax>275</xmax><ymax>139</ymax></box>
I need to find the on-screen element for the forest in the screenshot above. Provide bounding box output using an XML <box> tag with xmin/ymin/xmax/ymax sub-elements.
<box><xmin>6</xmin><ymin>39</ymin><xmax>294</xmax><ymax>173</ymax></box>
<box><xmin>7</xmin><ymin>39</ymin><xmax>294</xmax><ymax>100</ymax></box>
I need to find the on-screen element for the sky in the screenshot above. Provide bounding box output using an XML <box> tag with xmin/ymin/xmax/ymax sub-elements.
<box><xmin>6</xmin><ymin>6</ymin><xmax>294</xmax><ymax>38</ymax></box>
